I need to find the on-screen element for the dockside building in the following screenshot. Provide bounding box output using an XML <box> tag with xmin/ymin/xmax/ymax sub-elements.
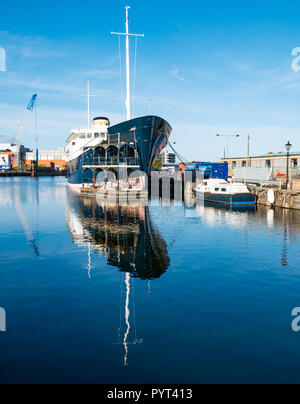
<box><xmin>222</xmin><ymin>151</ymin><xmax>300</xmax><ymax>178</ymax></box>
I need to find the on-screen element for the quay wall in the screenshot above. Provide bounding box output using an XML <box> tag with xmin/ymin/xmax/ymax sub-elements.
<box><xmin>252</xmin><ymin>187</ymin><xmax>300</xmax><ymax>210</ymax></box>
<box><xmin>0</xmin><ymin>171</ymin><xmax>31</xmax><ymax>177</ymax></box>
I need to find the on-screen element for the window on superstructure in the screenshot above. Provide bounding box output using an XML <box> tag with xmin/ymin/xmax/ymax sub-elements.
<box><xmin>72</xmin><ymin>142</ymin><xmax>76</xmax><ymax>146</ymax></box>
<box><xmin>266</xmin><ymin>160</ymin><xmax>271</xmax><ymax>168</ymax></box>
<box><xmin>215</xmin><ymin>188</ymin><xmax>220</xmax><ymax>192</ymax></box>
<box><xmin>79</xmin><ymin>134</ymin><xmax>86</xmax><ymax>139</ymax></box>
<box><xmin>94</xmin><ymin>133</ymin><xmax>100</xmax><ymax>138</ymax></box>
<box><xmin>221</xmin><ymin>188</ymin><xmax>227</xmax><ymax>192</ymax></box>
<box><xmin>87</xmin><ymin>133</ymin><xmax>92</xmax><ymax>139</ymax></box>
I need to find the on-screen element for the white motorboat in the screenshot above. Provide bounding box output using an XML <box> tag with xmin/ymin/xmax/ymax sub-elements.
<box><xmin>195</xmin><ymin>179</ymin><xmax>257</xmax><ymax>206</ymax></box>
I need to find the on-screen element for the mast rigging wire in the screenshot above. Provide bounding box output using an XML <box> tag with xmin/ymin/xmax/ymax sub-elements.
<box><xmin>132</xmin><ymin>36</ymin><xmax>138</xmax><ymax>117</ymax></box>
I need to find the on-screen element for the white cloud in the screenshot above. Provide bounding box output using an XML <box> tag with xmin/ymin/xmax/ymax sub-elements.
<box><xmin>0</xmin><ymin>73</ymin><xmax>118</xmax><ymax>102</ymax></box>
<box><xmin>69</xmin><ymin>68</ymin><xmax>119</xmax><ymax>80</ymax></box>
<box><xmin>170</xmin><ymin>68</ymin><xmax>188</xmax><ymax>82</ymax></box>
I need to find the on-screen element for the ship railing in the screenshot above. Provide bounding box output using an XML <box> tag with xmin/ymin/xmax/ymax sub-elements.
<box><xmin>83</xmin><ymin>157</ymin><xmax>138</xmax><ymax>166</ymax></box>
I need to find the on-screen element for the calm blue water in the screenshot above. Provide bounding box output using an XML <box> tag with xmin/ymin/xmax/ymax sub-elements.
<box><xmin>1</xmin><ymin>177</ymin><xmax>300</xmax><ymax>384</ymax></box>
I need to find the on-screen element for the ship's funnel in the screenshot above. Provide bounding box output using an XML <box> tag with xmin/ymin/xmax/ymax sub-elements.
<box><xmin>92</xmin><ymin>117</ymin><xmax>110</xmax><ymax>128</ymax></box>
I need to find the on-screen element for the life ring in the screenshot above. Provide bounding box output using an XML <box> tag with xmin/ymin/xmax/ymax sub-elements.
<box><xmin>267</xmin><ymin>189</ymin><xmax>275</xmax><ymax>205</ymax></box>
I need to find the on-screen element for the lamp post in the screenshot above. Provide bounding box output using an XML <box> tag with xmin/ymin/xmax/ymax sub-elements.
<box><xmin>285</xmin><ymin>141</ymin><xmax>292</xmax><ymax>189</ymax></box>
<box><xmin>216</xmin><ymin>134</ymin><xmax>240</xmax><ymax>159</ymax></box>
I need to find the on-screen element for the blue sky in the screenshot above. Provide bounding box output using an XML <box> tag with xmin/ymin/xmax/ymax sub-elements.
<box><xmin>0</xmin><ymin>0</ymin><xmax>300</xmax><ymax>161</ymax></box>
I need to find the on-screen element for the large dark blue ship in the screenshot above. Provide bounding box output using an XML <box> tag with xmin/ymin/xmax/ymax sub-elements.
<box><xmin>66</xmin><ymin>115</ymin><xmax>172</xmax><ymax>187</ymax></box>
<box><xmin>66</xmin><ymin>7</ymin><xmax>172</xmax><ymax>187</ymax></box>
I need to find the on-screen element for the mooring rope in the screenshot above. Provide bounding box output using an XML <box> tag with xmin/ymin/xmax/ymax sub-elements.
<box><xmin>167</xmin><ymin>138</ymin><xmax>188</xmax><ymax>163</ymax></box>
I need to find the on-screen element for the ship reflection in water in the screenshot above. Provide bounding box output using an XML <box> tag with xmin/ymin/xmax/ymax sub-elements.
<box><xmin>66</xmin><ymin>191</ymin><xmax>170</xmax><ymax>280</ymax></box>
<box><xmin>66</xmin><ymin>190</ymin><xmax>170</xmax><ymax>366</ymax></box>
<box><xmin>3</xmin><ymin>178</ymin><xmax>300</xmax><ymax>382</ymax></box>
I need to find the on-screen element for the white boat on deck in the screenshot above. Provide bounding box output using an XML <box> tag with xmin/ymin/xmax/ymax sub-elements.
<box><xmin>82</xmin><ymin>177</ymin><xmax>148</xmax><ymax>200</ymax></box>
<box><xmin>195</xmin><ymin>179</ymin><xmax>256</xmax><ymax>206</ymax></box>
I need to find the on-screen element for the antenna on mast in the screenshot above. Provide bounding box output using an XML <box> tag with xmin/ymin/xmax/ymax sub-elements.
<box><xmin>112</xmin><ymin>6</ymin><xmax>144</xmax><ymax>121</ymax></box>
<box><xmin>82</xmin><ymin>81</ymin><xmax>96</xmax><ymax>129</ymax></box>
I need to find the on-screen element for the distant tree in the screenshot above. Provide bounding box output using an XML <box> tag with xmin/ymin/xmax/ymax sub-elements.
<box><xmin>152</xmin><ymin>159</ymin><xmax>162</xmax><ymax>171</ymax></box>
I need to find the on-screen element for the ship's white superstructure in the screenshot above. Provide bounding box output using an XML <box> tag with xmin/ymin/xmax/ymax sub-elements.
<box><xmin>66</xmin><ymin>117</ymin><xmax>110</xmax><ymax>163</ymax></box>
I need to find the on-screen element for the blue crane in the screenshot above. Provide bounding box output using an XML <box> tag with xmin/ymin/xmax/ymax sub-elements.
<box><xmin>15</xmin><ymin>94</ymin><xmax>38</xmax><ymax>167</ymax></box>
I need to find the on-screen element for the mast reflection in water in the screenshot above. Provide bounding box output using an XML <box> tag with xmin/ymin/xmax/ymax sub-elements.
<box><xmin>66</xmin><ymin>190</ymin><xmax>170</xmax><ymax>365</ymax></box>
<box><xmin>3</xmin><ymin>179</ymin><xmax>300</xmax><ymax>382</ymax></box>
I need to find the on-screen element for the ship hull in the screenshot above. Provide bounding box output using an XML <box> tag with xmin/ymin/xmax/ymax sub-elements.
<box><xmin>197</xmin><ymin>192</ymin><xmax>257</xmax><ymax>206</ymax></box>
<box><xmin>67</xmin><ymin>115</ymin><xmax>172</xmax><ymax>185</ymax></box>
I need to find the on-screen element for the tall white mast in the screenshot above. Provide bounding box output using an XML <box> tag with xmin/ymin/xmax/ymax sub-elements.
<box><xmin>112</xmin><ymin>6</ymin><xmax>144</xmax><ymax>121</ymax></box>
<box><xmin>87</xmin><ymin>80</ymin><xmax>90</xmax><ymax>129</ymax></box>
<box><xmin>82</xmin><ymin>80</ymin><xmax>95</xmax><ymax>129</ymax></box>
<box><xmin>125</xmin><ymin>6</ymin><xmax>131</xmax><ymax>121</ymax></box>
